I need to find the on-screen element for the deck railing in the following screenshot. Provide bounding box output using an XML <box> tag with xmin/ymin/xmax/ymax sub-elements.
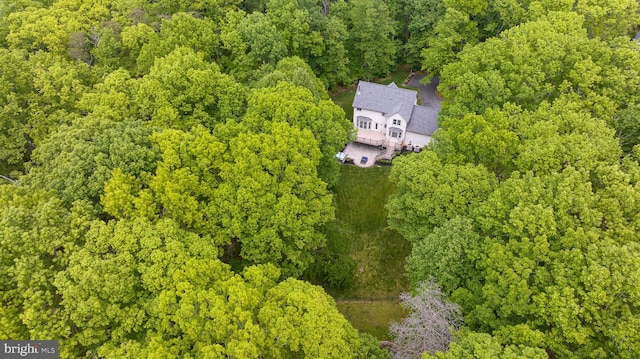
<box><xmin>355</xmin><ymin>136</ymin><xmax>385</xmax><ymax>146</ymax></box>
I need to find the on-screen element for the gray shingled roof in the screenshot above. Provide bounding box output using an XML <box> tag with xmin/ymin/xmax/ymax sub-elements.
<box><xmin>407</xmin><ymin>105</ymin><xmax>438</xmax><ymax>136</ymax></box>
<box><xmin>352</xmin><ymin>81</ymin><xmax>417</xmax><ymax>121</ymax></box>
<box><xmin>635</xmin><ymin>31</ymin><xmax>640</xmax><ymax>41</ymax></box>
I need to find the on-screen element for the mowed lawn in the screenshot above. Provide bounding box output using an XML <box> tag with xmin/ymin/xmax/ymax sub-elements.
<box><xmin>323</xmin><ymin>165</ymin><xmax>411</xmax><ymax>340</ymax></box>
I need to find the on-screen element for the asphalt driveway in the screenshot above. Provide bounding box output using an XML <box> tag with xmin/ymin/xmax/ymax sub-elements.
<box><xmin>406</xmin><ymin>74</ymin><xmax>442</xmax><ymax>110</ymax></box>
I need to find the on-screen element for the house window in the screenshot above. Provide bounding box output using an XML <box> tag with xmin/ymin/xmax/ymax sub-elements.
<box><xmin>375</xmin><ymin>123</ymin><xmax>378</xmax><ymax>130</ymax></box>
<box><xmin>389</xmin><ymin>128</ymin><xmax>402</xmax><ymax>138</ymax></box>
<box><xmin>382</xmin><ymin>113</ymin><xmax>386</xmax><ymax>116</ymax></box>
<box><xmin>393</xmin><ymin>119</ymin><xmax>401</xmax><ymax>126</ymax></box>
<box><xmin>358</xmin><ymin>120</ymin><xmax>371</xmax><ymax>129</ymax></box>
<box><xmin>356</xmin><ymin>108</ymin><xmax>361</xmax><ymax>111</ymax></box>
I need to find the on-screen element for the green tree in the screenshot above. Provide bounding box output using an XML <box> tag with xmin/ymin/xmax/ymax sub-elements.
<box><xmin>255</xmin><ymin>56</ymin><xmax>330</xmax><ymax>100</ymax></box>
<box><xmin>454</xmin><ymin>167</ymin><xmax>640</xmax><ymax>357</ymax></box>
<box><xmin>134</xmin><ymin>46</ymin><xmax>247</xmax><ymax>130</ymax></box>
<box><xmin>402</xmin><ymin>0</ymin><xmax>445</xmax><ymax>63</ymax></box>
<box><xmin>425</xmin><ymin>329</ymin><xmax>547</xmax><ymax>359</ymax></box>
<box><xmin>23</xmin><ymin>117</ymin><xmax>158</xmax><ymax>211</ymax></box>
<box><xmin>104</xmin><ymin>122</ymin><xmax>334</xmax><ymax>276</ymax></box>
<box><xmin>433</xmin><ymin>108</ymin><xmax>519</xmax><ymax>175</ymax></box>
<box><xmin>438</xmin><ymin>13</ymin><xmax>640</xmax><ymax>120</ymax></box>
<box><xmin>343</xmin><ymin>0</ymin><xmax>397</xmax><ymax>79</ymax></box>
<box><xmin>211</xmin><ymin>121</ymin><xmax>334</xmax><ymax>276</ymax></box>
<box><xmin>5</xmin><ymin>0</ymin><xmax>110</xmax><ymax>54</ymax></box>
<box><xmin>0</xmin><ymin>49</ymin><xmax>32</xmax><ymax>170</ymax></box>
<box><xmin>386</xmin><ymin>151</ymin><xmax>496</xmax><ymax>243</ymax></box>
<box><xmin>242</xmin><ymin>82</ymin><xmax>351</xmax><ymax>186</ymax></box>
<box><xmin>0</xmin><ymin>185</ymin><xmax>91</xmax><ymax>345</ymax></box>
<box><xmin>26</xmin><ymin>51</ymin><xmax>90</xmax><ymax>144</ymax></box>
<box><xmin>123</xmin><ymin>13</ymin><xmax>221</xmax><ymax>75</ymax></box>
<box><xmin>405</xmin><ymin>217</ymin><xmax>480</xmax><ymax>294</ymax></box>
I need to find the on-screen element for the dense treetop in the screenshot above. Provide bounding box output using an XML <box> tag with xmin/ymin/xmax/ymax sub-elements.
<box><xmin>1</xmin><ymin>0</ymin><xmax>640</xmax><ymax>357</ymax></box>
<box><xmin>388</xmin><ymin>6</ymin><xmax>640</xmax><ymax>359</ymax></box>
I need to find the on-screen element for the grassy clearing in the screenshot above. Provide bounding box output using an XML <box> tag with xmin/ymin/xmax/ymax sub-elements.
<box><xmin>337</xmin><ymin>300</ymin><xmax>406</xmax><ymax>340</ymax></box>
<box><xmin>320</xmin><ymin>165</ymin><xmax>411</xmax><ymax>339</ymax></box>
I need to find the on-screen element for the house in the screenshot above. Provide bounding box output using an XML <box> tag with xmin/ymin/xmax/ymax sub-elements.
<box><xmin>352</xmin><ymin>81</ymin><xmax>438</xmax><ymax>154</ymax></box>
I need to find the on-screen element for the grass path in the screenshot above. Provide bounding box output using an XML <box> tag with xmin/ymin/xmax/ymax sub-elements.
<box><xmin>322</xmin><ymin>165</ymin><xmax>411</xmax><ymax>340</ymax></box>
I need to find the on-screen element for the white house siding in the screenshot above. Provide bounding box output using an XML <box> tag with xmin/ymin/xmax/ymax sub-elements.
<box><xmin>385</xmin><ymin>113</ymin><xmax>408</xmax><ymax>144</ymax></box>
<box><xmin>353</xmin><ymin>108</ymin><xmax>387</xmax><ymax>134</ymax></box>
<box><xmin>404</xmin><ymin>131</ymin><xmax>432</xmax><ymax>148</ymax></box>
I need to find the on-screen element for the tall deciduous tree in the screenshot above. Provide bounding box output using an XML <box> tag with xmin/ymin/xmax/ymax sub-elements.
<box><xmin>242</xmin><ymin>82</ymin><xmax>351</xmax><ymax>186</ymax></box>
<box><xmin>23</xmin><ymin>117</ymin><xmax>158</xmax><ymax>211</ymax></box>
<box><xmin>0</xmin><ymin>185</ymin><xmax>91</xmax><ymax>345</ymax></box>
<box><xmin>438</xmin><ymin>13</ymin><xmax>640</xmax><ymax>120</ymax></box>
<box><xmin>342</xmin><ymin>0</ymin><xmax>397</xmax><ymax>80</ymax></box>
<box><xmin>386</xmin><ymin>151</ymin><xmax>496</xmax><ymax>242</ymax></box>
<box><xmin>0</xmin><ymin>49</ymin><xmax>31</xmax><ymax>170</ymax></box>
<box><xmin>135</xmin><ymin>46</ymin><xmax>247</xmax><ymax>130</ymax></box>
<box><xmin>424</xmin><ymin>329</ymin><xmax>547</xmax><ymax>359</ymax></box>
<box><xmin>211</xmin><ymin>121</ymin><xmax>334</xmax><ymax>275</ymax></box>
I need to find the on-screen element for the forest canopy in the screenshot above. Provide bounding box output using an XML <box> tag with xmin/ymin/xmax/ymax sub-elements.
<box><xmin>1</xmin><ymin>0</ymin><xmax>640</xmax><ymax>358</ymax></box>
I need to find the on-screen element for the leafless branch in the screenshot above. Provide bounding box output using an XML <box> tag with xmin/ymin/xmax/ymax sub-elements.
<box><xmin>389</xmin><ymin>279</ymin><xmax>463</xmax><ymax>359</ymax></box>
<box><xmin>0</xmin><ymin>174</ymin><xmax>19</xmax><ymax>185</ymax></box>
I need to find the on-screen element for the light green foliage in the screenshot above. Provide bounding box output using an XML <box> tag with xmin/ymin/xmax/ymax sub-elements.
<box><xmin>434</xmin><ymin>108</ymin><xmax>519</xmax><ymax>175</ymax></box>
<box><xmin>102</xmin><ymin>126</ymin><xmax>224</xmax><ymax>233</ymax></box>
<box><xmin>419</xmin><ymin>0</ymin><xmax>638</xmax><ymax>77</ymax></box>
<box><xmin>129</xmin><ymin>264</ymin><xmax>362</xmax><ymax>358</ymax></box>
<box><xmin>243</xmin><ymin>82</ymin><xmax>351</xmax><ymax>186</ymax></box>
<box><xmin>386</xmin><ymin>151</ymin><xmax>496</xmax><ymax>242</ymax></box>
<box><xmin>145</xmin><ymin>0</ymin><xmax>241</xmax><ymax>21</ymax></box>
<box><xmin>26</xmin><ymin>51</ymin><xmax>90</xmax><ymax>143</ymax></box>
<box><xmin>460</xmin><ymin>167</ymin><xmax>640</xmax><ymax>357</ymax></box>
<box><xmin>256</xmin><ymin>56</ymin><xmax>329</xmax><ymax>100</ymax></box>
<box><xmin>357</xmin><ymin>333</ymin><xmax>392</xmax><ymax>359</ymax></box>
<box><xmin>54</xmin><ymin>218</ymin><xmax>218</xmax><ymax>357</ymax></box>
<box><xmin>575</xmin><ymin>0</ymin><xmax>640</xmax><ymax>40</ymax></box>
<box><xmin>123</xmin><ymin>13</ymin><xmax>221</xmax><ymax>75</ymax></box>
<box><xmin>512</xmin><ymin>98</ymin><xmax>621</xmax><ymax>176</ymax></box>
<box><xmin>0</xmin><ymin>185</ymin><xmax>91</xmax><ymax>343</ymax></box>
<box><xmin>438</xmin><ymin>13</ymin><xmax>640</xmax><ymax>119</ymax></box>
<box><xmin>24</xmin><ymin>117</ymin><xmax>158</xmax><ymax>209</ymax></box>
<box><xmin>212</xmin><ymin>122</ymin><xmax>334</xmax><ymax>276</ymax></box>
<box><xmin>0</xmin><ymin>49</ymin><xmax>31</xmax><ymax>168</ymax></box>
<box><xmin>2</xmin><ymin>191</ymin><xmax>364</xmax><ymax>357</ymax></box>
<box><xmin>135</xmin><ymin>47</ymin><xmax>247</xmax><ymax>130</ymax></box>
<box><xmin>76</xmin><ymin>68</ymin><xmax>138</xmax><ymax>121</ymax></box>
<box><xmin>424</xmin><ymin>329</ymin><xmax>547</xmax><ymax>359</ymax></box>
<box><xmin>104</xmin><ymin>122</ymin><xmax>334</xmax><ymax>276</ymax></box>
<box><xmin>435</xmin><ymin>97</ymin><xmax>623</xmax><ymax>177</ymax></box>
<box><xmin>5</xmin><ymin>0</ymin><xmax>110</xmax><ymax>54</ymax></box>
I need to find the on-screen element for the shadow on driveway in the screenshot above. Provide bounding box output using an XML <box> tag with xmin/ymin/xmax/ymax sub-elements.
<box><xmin>406</xmin><ymin>74</ymin><xmax>442</xmax><ymax>110</ymax></box>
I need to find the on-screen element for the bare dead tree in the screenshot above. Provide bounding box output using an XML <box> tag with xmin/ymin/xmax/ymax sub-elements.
<box><xmin>389</xmin><ymin>279</ymin><xmax>463</xmax><ymax>359</ymax></box>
